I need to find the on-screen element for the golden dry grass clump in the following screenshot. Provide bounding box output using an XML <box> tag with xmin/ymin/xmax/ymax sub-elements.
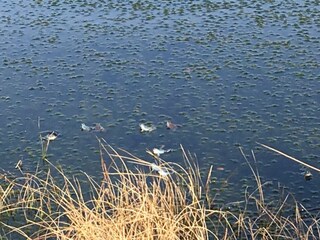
<box><xmin>0</xmin><ymin>140</ymin><xmax>319</xmax><ymax>239</ymax></box>
<box><xmin>0</xmin><ymin>140</ymin><xmax>219</xmax><ymax>240</ymax></box>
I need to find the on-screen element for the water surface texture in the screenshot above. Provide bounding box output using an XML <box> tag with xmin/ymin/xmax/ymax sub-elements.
<box><xmin>0</xmin><ymin>1</ymin><xmax>319</xmax><ymax>206</ymax></box>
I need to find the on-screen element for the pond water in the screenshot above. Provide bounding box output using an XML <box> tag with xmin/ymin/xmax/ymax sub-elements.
<box><xmin>0</xmin><ymin>0</ymin><xmax>319</xmax><ymax>208</ymax></box>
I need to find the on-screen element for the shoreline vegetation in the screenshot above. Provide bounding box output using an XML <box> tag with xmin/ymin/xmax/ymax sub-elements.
<box><xmin>0</xmin><ymin>139</ymin><xmax>319</xmax><ymax>239</ymax></box>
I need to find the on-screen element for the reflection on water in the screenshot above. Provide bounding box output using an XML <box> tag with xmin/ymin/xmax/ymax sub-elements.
<box><xmin>0</xmin><ymin>0</ymin><xmax>319</xmax><ymax>206</ymax></box>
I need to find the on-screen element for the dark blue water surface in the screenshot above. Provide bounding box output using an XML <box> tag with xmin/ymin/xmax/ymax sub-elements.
<box><xmin>0</xmin><ymin>0</ymin><xmax>319</xmax><ymax>206</ymax></box>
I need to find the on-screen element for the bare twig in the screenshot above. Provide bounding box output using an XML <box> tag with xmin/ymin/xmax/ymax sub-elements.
<box><xmin>257</xmin><ymin>142</ymin><xmax>320</xmax><ymax>172</ymax></box>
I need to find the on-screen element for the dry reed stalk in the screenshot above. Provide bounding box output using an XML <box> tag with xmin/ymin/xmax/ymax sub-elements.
<box><xmin>1</xmin><ymin>141</ymin><xmax>319</xmax><ymax>239</ymax></box>
<box><xmin>0</xmin><ymin>140</ymin><xmax>218</xmax><ymax>240</ymax></box>
<box><xmin>234</xmin><ymin>147</ymin><xmax>320</xmax><ymax>240</ymax></box>
<box><xmin>257</xmin><ymin>142</ymin><xmax>320</xmax><ymax>172</ymax></box>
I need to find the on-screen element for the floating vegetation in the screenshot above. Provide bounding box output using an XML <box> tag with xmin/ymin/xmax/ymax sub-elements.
<box><xmin>0</xmin><ymin>0</ymin><xmax>319</xmax><ymax>220</ymax></box>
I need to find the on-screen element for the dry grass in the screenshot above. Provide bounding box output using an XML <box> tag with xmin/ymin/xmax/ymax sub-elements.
<box><xmin>0</xmin><ymin>139</ymin><xmax>319</xmax><ymax>239</ymax></box>
<box><xmin>0</xmin><ymin>139</ymin><xmax>221</xmax><ymax>240</ymax></box>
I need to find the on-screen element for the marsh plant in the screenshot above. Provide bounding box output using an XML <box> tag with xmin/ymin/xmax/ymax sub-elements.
<box><xmin>0</xmin><ymin>139</ymin><xmax>319</xmax><ymax>239</ymax></box>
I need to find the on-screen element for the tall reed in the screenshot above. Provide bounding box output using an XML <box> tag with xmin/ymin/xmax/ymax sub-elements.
<box><xmin>0</xmin><ymin>139</ymin><xmax>221</xmax><ymax>239</ymax></box>
<box><xmin>0</xmin><ymin>140</ymin><xmax>319</xmax><ymax>239</ymax></box>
